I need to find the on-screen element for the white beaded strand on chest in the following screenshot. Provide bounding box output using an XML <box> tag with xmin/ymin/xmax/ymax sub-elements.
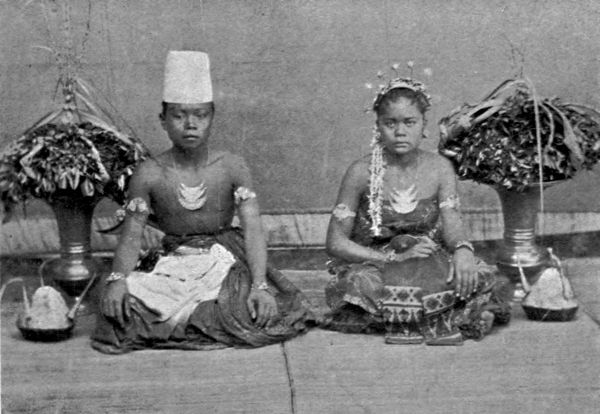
<box><xmin>387</xmin><ymin>153</ymin><xmax>419</xmax><ymax>214</ymax></box>
<box><xmin>171</xmin><ymin>154</ymin><xmax>208</xmax><ymax>211</ymax></box>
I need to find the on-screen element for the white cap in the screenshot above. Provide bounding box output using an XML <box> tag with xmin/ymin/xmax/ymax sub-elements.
<box><xmin>162</xmin><ymin>51</ymin><xmax>213</xmax><ymax>104</ymax></box>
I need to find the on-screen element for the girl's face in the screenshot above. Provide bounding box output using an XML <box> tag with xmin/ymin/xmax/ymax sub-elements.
<box><xmin>376</xmin><ymin>97</ymin><xmax>425</xmax><ymax>156</ymax></box>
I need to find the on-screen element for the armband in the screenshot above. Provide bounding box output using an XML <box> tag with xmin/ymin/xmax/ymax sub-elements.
<box><xmin>125</xmin><ymin>197</ymin><xmax>150</xmax><ymax>215</ymax></box>
<box><xmin>332</xmin><ymin>204</ymin><xmax>356</xmax><ymax>221</ymax></box>
<box><xmin>234</xmin><ymin>186</ymin><xmax>257</xmax><ymax>205</ymax></box>
<box><xmin>439</xmin><ymin>194</ymin><xmax>460</xmax><ymax>210</ymax></box>
<box><xmin>115</xmin><ymin>208</ymin><xmax>126</xmax><ymax>221</ymax></box>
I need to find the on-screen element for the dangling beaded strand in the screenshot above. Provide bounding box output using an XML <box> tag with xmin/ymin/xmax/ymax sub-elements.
<box><xmin>368</xmin><ymin>126</ymin><xmax>386</xmax><ymax>236</ymax></box>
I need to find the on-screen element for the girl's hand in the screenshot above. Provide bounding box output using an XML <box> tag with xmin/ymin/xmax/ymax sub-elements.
<box><xmin>447</xmin><ymin>248</ymin><xmax>477</xmax><ymax>299</ymax></box>
<box><xmin>401</xmin><ymin>236</ymin><xmax>438</xmax><ymax>260</ymax></box>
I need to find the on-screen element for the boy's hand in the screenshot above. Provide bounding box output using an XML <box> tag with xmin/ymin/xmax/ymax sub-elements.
<box><xmin>247</xmin><ymin>289</ymin><xmax>277</xmax><ymax>327</ymax></box>
<box><xmin>101</xmin><ymin>280</ymin><xmax>131</xmax><ymax>328</ymax></box>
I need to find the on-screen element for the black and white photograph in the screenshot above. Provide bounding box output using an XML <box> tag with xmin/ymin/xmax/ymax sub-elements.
<box><xmin>1</xmin><ymin>1</ymin><xmax>599</xmax><ymax>412</ymax></box>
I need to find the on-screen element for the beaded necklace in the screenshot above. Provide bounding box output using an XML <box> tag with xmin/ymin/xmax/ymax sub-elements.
<box><xmin>171</xmin><ymin>153</ymin><xmax>208</xmax><ymax>211</ymax></box>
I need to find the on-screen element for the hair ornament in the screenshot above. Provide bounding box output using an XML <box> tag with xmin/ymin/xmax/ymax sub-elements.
<box><xmin>366</xmin><ymin>62</ymin><xmax>432</xmax><ymax>113</ymax></box>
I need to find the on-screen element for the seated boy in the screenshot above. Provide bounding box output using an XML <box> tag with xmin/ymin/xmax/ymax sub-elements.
<box><xmin>92</xmin><ymin>51</ymin><xmax>314</xmax><ymax>353</ymax></box>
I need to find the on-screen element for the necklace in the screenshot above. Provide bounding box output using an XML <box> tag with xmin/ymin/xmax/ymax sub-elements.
<box><xmin>171</xmin><ymin>154</ymin><xmax>208</xmax><ymax>211</ymax></box>
<box><xmin>177</xmin><ymin>182</ymin><xmax>207</xmax><ymax>210</ymax></box>
<box><xmin>389</xmin><ymin>185</ymin><xmax>418</xmax><ymax>214</ymax></box>
<box><xmin>387</xmin><ymin>152</ymin><xmax>419</xmax><ymax>214</ymax></box>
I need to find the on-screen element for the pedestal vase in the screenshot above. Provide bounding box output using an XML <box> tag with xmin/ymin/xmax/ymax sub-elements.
<box><xmin>495</xmin><ymin>182</ymin><xmax>559</xmax><ymax>285</ymax></box>
<box><xmin>40</xmin><ymin>195</ymin><xmax>101</xmax><ymax>299</ymax></box>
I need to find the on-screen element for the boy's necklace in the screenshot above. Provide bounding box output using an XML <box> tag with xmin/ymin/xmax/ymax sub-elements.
<box><xmin>171</xmin><ymin>153</ymin><xmax>208</xmax><ymax>211</ymax></box>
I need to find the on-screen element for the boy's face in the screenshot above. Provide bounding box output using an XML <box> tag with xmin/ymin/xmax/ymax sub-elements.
<box><xmin>160</xmin><ymin>102</ymin><xmax>214</xmax><ymax>149</ymax></box>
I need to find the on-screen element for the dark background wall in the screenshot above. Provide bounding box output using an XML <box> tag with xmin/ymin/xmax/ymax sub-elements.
<box><xmin>2</xmin><ymin>0</ymin><xmax>600</xmax><ymax>217</ymax></box>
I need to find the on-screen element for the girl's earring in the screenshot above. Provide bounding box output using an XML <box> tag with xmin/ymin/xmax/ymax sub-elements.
<box><xmin>372</xmin><ymin>125</ymin><xmax>382</xmax><ymax>144</ymax></box>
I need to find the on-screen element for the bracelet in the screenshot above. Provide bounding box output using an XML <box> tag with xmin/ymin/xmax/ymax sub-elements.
<box><xmin>105</xmin><ymin>271</ymin><xmax>126</xmax><ymax>284</ymax></box>
<box><xmin>454</xmin><ymin>240</ymin><xmax>475</xmax><ymax>253</ymax></box>
<box><xmin>252</xmin><ymin>281</ymin><xmax>269</xmax><ymax>291</ymax></box>
<box><xmin>384</xmin><ymin>251</ymin><xmax>401</xmax><ymax>263</ymax></box>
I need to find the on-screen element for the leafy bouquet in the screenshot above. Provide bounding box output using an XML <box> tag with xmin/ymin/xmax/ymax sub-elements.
<box><xmin>0</xmin><ymin>0</ymin><xmax>149</xmax><ymax>221</ymax></box>
<box><xmin>0</xmin><ymin>77</ymin><xmax>149</xmax><ymax>220</ymax></box>
<box><xmin>438</xmin><ymin>79</ymin><xmax>600</xmax><ymax>191</ymax></box>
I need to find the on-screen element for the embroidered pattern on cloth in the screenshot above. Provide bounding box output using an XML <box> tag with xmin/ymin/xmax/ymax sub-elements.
<box><xmin>439</xmin><ymin>194</ymin><xmax>460</xmax><ymax>210</ymax></box>
<box><xmin>422</xmin><ymin>290</ymin><xmax>456</xmax><ymax>315</ymax></box>
<box><xmin>380</xmin><ymin>285</ymin><xmax>425</xmax><ymax>344</ymax></box>
<box><xmin>234</xmin><ymin>186</ymin><xmax>257</xmax><ymax>205</ymax></box>
<box><xmin>332</xmin><ymin>204</ymin><xmax>357</xmax><ymax>221</ymax></box>
<box><xmin>380</xmin><ymin>286</ymin><xmax>424</xmax><ymax>323</ymax></box>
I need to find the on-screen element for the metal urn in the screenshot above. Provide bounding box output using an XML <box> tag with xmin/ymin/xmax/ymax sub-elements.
<box><xmin>40</xmin><ymin>195</ymin><xmax>101</xmax><ymax>300</ymax></box>
<box><xmin>495</xmin><ymin>182</ymin><xmax>559</xmax><ymax>285</ymax></box>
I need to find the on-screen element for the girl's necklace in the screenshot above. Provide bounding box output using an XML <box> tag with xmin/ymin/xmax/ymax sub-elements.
<box><xmin>388</xmin><ymin>152</ymin><xmax>419</xmax><ymax>214</ymax></box>
<box><xmin>172</xmin><ymin>154</ymin><xmax>208</xmax><ymax>211</ymax></box>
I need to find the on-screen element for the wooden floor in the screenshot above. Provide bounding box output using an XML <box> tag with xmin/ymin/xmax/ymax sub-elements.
<box><xmin>2</xmin><ymin>260</ymin><xmax>600</xmax><ymax>414</ymax></box>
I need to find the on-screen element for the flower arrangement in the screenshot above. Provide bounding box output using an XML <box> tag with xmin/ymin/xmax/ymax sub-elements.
<box><xmin>0</xmin><ymin>79</ymin><xmax>149</xmax><ymax>221</ymax></box>
<box><xmin>0</xmin><ymin>1</ymin><xmax>149</xmax><ymax>220</ymax></box>
<box><xmin>438</xmin><ymin>78</ymin><xmax>600</xmax><ymax>191</ymax></box>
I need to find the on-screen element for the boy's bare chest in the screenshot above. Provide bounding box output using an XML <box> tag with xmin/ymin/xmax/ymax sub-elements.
<box><xmin>150</xmin><ymin>162</ymin><xmax>236</xmax><ymax>214</ymax></box>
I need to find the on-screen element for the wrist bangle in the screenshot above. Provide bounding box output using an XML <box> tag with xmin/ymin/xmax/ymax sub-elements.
<box><xmin>454</xmin><ymin>240</ymin><xmax>475</xmax><ymax>254</ymax></box>
<box><xmin>106</xmin><ymin>272</ymin><xmax>126</xmax><ymax>284</ymax></box>
<box><xmin>252</xmin><ymin>281</ymin><xmax>269</xmax><ymax>290</ymax></box>
<box><xmin>384</xmin><ymin>251</ymin><xmax>401</xmax><ymax>263</ymax></box>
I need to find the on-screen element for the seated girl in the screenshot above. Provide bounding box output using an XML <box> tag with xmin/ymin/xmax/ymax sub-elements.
<box><xmin>322</xmin><ymin>73</ymin><xmax>512</xmax><ymax>345</ymax></box>
<box><xmin>92</xmin><ymin>51</ymin><xmax>314</xmax><ymax>353</ymax></box>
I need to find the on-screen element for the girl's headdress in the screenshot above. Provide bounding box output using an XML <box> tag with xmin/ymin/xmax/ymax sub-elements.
<box><xmin>367</xmin><ymin>62</ymin><xmax>432</xmax><ymax>113</ymax></box>
<box><xmin>372</xmin><ymin>77</ymin><xmax>431</xmax><ymax>112</ymax></box>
